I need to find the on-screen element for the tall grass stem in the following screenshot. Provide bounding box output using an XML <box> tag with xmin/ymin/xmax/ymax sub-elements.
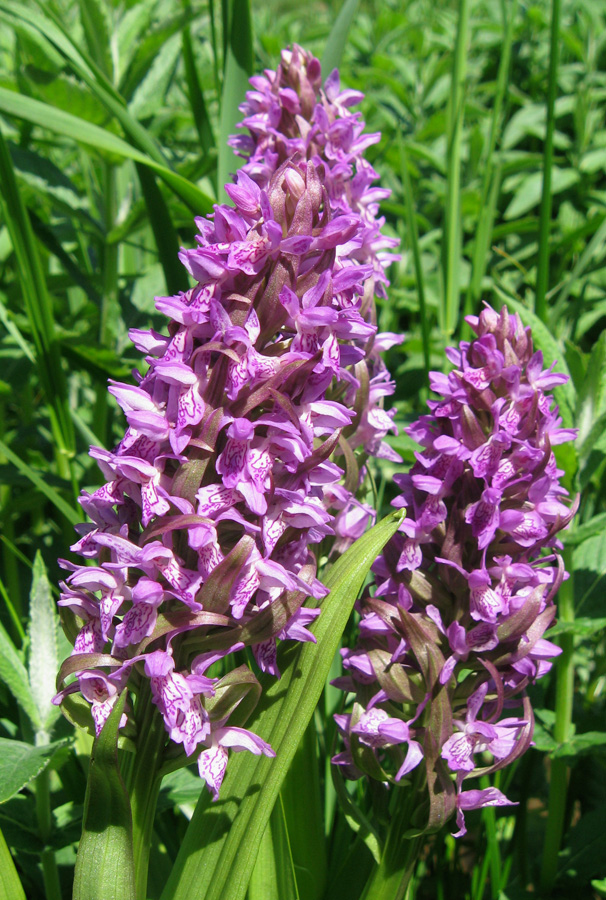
<box><xmin>442</xmin><ymin>0</ymin><xmax>470</xmax><ymax>338</ymax></box>
<box><xmin>535</xmin><ymin>0</ymin><xmax>561</xmax><ymax>322</ymax></box>
<box><xmin>399</xmin><ymin>135</ymin><xmax>430</xmax><ymax>381</ymax></box>
<box><xmin>462</xmin><ymin>0</ymin><xmax>516</xmax><ymax>334</ymax></box>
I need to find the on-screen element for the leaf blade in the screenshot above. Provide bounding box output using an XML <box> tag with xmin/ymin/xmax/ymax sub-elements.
<box><xmin>161</xmin><ymin>510</ymin><xmax>404</xmax><ymax>900</ymax></box>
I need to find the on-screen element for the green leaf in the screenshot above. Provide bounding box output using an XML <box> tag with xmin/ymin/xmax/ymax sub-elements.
<box><xmin>278</xmin><ymin>724</ymin><xmax>326</xmax><ymax>900</ymax></box>
<box><xmin>580</xmin><ymin>148</ymin><xmax>606</xmax><ymax>173</ymax></box>
<box><xmin>73</xmin><ymin>691</ymin><xmax>135</xmax><ymax>900</ymax></box>
<box><xmin>0</xmin><ymin>738</ymin><xmax>66</xmax><ymax>804</ymax></box>
<box><xmin>0</xmin><ymin>438</ymin><xmax>79</xmax><ymax>525</ymax></box>
<box><xmin>0</xmin><ymin>88</ymin><xmax>214</xmax><ymax>214</ymax></box>
<box><xmin>27</xmin><ymin>552</ymin><xmax>61</xmax><ymax>737</ymax></box>
<box><xmin>77</xmin><ymin>0</ymin><xmax>113</xmax><ymax>78</ymax></box>
<box><xmin>182</xmin><ymin>24</ymin><xmax>215</xmax><ymax>154</ymax></box>
<box><xmin>217</xmin><ymin>0</ymin><xmax>253</xmax><ymax>201</ymax></box>
<box><xmin>0</xmin><ymin>619</ymin><xmax>39</xmax><ymax>728</ymax></box>
<box><xmin>9</xmin><ymin>142</ymin><xmax>89</xmax><ymax>213</ymax></box>
<box><xmin>161</xmin><ymin>510</ymin><xmax>405</xmax><ymax>900</ymax></box>
<box><xmin>552</xmin><ymin>731</ymin><xmax>606</xmax><ymax>760</ymax></box>
<box><xmin>320</xmin><ymin>0</ymin><xmax>360</xmax><ymax>78</ymax></box>
<box><xmin>576</xmin><ymin>331</ymin><xmax>606</xmax><ymax>450</ymax></box>
<box><xmin>563</xmin><ymin>513</ymin><xmax>606</xmax><ymax>546</ymax></box>
<box><xmin>557</xmin><ymin>809</ymin><xmax>606</xmax><ymax>886</ymax></box>
<box><xmin>0</xmin><ymin>824</ymin><xmax>26</xmax><ymax>900</ymax></box>
<box><xmin>248</xmin><ymin>797</ymin><xmax>300</xmax><ymax>900</ymax></box>
<box><xmin>546</xmin><ymin>616</ymin><xmax>606</xmax><ymax>639</ymax></box>
<box><xmin>0</xmin><ymin>128</ymin><xmax>75</xmax><ymax>474</ymax></box>
<box><xmin>573</xmin><ymin>531</ymin><xmax>606</xmax><ymax>617</ymax></box>
<box><xmin>129</xmin><ymin>32</ymin><xmax>181</xmax><ymax>121</ymax></box>
<box><xmin>504</xmin><ymin>168</ymin><xmax>579</xmax><ymax>220</ymax></box>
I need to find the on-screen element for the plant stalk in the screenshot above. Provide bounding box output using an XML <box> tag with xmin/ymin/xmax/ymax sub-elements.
<box><xmin>126</xmin><ymin>685</ymin><xmax>167</xmax><ymax>900</ymax></box>
<box><xmin>442</xmin><ymin>0</ymin><xmax>470</xmax><ymax>338</ymax></box>
<box><xmin>540</xmin><ymin>546</ymin><xmax>574</xmax><ymax>894</ymax></box>
<box><xmin>35</xmin><ymin>757</ymin><xmax>62</xmax><ymax>900</ymax></box>
<box><xmin>535</xmin><ymin>0</ymin><xmax>561</xmax><ymax>322</ymax></box>
<box><xmin>360</xmin><ymin>773</ymin><xmax>424</xmax><ymax>900</ymax></box>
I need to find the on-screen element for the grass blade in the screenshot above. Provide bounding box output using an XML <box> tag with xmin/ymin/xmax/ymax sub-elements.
<box><xmin>0</xmin><ymin>825</ymin><xmax>26</xmax><ymax>900</ymax></box>
<box><xmin>0</xmin><ymin>438</ymin><xmax>79</xmax><ymax>525</ymax></box>
<box><xmin>320</xmin><ymin>0</ymin><xmax>360</xmax><ymax>78</ymax></box>
<box><xmin>0</xmin><ymin>88</ymin><xmax>214</xmax><ymax>213</ymax></box>
<box><xmin>182</xmin><ymin>24</ymin><xmax>215</xmax><ymax>155</ymax></box>
<box><xmin>217</xmin><ymin>0</ymin><xmax>253</xmax><ymax>201</ymax></box>
<box><xmin>0</xmin><ymin>128</ymin><xmax>75</xmax><ymax>482</ymax></box>
<box><xmin>441</xmin><ymin>0</ymin><xmax>470</xmax><ymax>338</ymax></box>
<box><xmin>161</xmin><ymin>511</ymin><xmax>404</xmax><ymax>900</ymax></box>
<box><xmin>534</xmin><ymin>0</ymin><xmax>562</xmax><ymax>322</ymax></box>
<box><xmin>540</xmin><ymin>547</ymin><xmax>575</xmax><ymax>893</ymax></box>
<box><xmin>399</xmin><ymin>134</ymin><xmax>430</xmax><ymax>381</ymax></box>
<box><xmin>135</xmin><ymin>164</ymin><xmax>190</xmax><ymax>296</ymax></box>
<box><xmin>463</xmin><ymin>0</ymin><xmax>517</xmax><ymax>329</ymax></box>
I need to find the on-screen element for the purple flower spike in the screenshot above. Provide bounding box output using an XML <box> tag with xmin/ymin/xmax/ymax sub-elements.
<box><xmin>334</xmin><ymin>304</ymin><xmax>577</xmax><ymax>835</ymax></box>
<box><xmin>55</xmin><ymin>48</ymin><xmax>402</xmax><ymax>800</ymax></box>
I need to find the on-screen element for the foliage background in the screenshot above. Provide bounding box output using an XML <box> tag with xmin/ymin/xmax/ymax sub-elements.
<box><xmin>0</xmin><ymin>0</ymin><xmax>605</xmax><ymax>898</ymax></box>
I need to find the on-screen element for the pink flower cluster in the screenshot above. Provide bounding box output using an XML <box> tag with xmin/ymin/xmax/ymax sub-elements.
<box><xmin>334</xmin><ymin>305</ymin><xmax>577</xmax><ymax>836</ymax></box>
<box><xmin>54</xmin><ymin>48</ymin><xmax>402</xmax><ymax>800</ymax></box>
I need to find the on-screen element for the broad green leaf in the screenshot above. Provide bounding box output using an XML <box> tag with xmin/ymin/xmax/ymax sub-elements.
<box><xmin>129</xmin><ymin>32</ymin><xmax>181</xmax><ymax>121</ymax></box>
<box><xmin>0</xmin><ymin>738</ymin><xmax>66</xmax><ymax>804</ymax></box>
<box><xmin>9</xmin><ymin>143</ymin><xmax>89</xmax><ymax>213</ymax></box>
<box><xmin>552</xmin><ymin>731</ymin><xmax>606</xmax><ymax>760</ymax></box>
<box><xmin>77</xmin><ymin>0</ymin><xmax>113</xmax><ymax>78</ymax></box>
<box><xmin>563</xmin><ymin>513</ymin><xmax>606</xmax><ymax>547</ymax></box>
<box><xmin>557</xmin><ymin>809</ymin><xmax>606</xmax><ymax>886</ymax></box>
<box><xmin>27</xmin><ymin>552</ymin><xmax>61</xmax><ymax>736</ymax></box>
<box><xmin>0</xmin><ymin>619</ymin><xmax>39</xmax><ymax>728</ymax></box>
<box><xmin>576</xmin><ymin>331</ymin><xmax>606</xmax><ymax>449</ymax></box>
<box><xmin>504</xmin><ymin>168</ymin><xmax>579</xmax><ymax>220</ymax></box>
<box><xmin>217</xmin><ymin>0</ymin><xmax>253</xmax><ymax>201</ymax></box>
<box><xmin>592</xmin><ymin>877</ymin><xmax>606</xmax><ymax>897</ymax></box>
<box><xmin>0</xmin><ymin>825</ymin><xmax>26</xmax><ymax>900</ymax></box>
<box><xmin>320</xmin><ymin>0</ymin><xmax>360</xmax><ymax>78</ymax></box>
<box><xmin>495</xmin><ymin>295</ymin><xmax>576</xmax><ymax>429</ymax></box>
<box><xmin>115</xmin><ymin>4</ymin><xmax>154</xmax><ymax>87</ymax></box>
<box><xmin>546</xmin><ymin>616</ymin><xmax>606</xmax><ymax>639</ymax></box>
<box><xmin>161</xmin><ymin>510</ymin><xmax>404</xmax><ymax>900</ymax></box>
<box><xmin>73</xmin><ymin>691</ymin><xmax>135</xmax><ymax>900</ymax></box>
<box><xmin>0</xmin><ymin>88</ymin><xmax>214</xmax><ymax>214</ymax></box>
<box><xmin>580</xmin><ymin>148</ymin><xmax>606</xmax><ymax>173</ymax></box>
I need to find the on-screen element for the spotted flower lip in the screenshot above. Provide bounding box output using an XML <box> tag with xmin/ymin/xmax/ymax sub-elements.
<box><xmin>333</xmin><ymin>304</ymin><xmax>578</xmax><ymax>835</ymax></box>
<box><xmin>54</xmin><ymin>49</ymin><xmax>402</xmax><ymax>800</ymax></box>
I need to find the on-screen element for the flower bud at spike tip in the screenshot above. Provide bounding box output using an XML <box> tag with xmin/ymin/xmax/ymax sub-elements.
<box><xmin>54</xmin><ymin>46</ymin><xmax>402</xmax><ymax>801</ymax></box>
<box><xmin>333</xmin><ymin>305</ymin><xmax>577</xmax><ymax>836</ymax></box>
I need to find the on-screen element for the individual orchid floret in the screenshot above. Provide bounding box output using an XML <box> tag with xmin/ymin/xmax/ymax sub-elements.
<box><xmin>334</xmin><ymin>304</ymin><xmax>577</xmax><ymax>836</ymax></box>
<box><xmin>54</xmin><ymin>51</ymin><xmax>402</xmax><ymax>801</ymax></box>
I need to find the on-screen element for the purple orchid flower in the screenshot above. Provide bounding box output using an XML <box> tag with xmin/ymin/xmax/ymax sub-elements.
<box><xmin>334</xmin><ymin>304</ymin><xmax>577</xmax><ymax>834</ymax></box>
<box><xmin>54</xmin><ymin>49</ymin><xmax>403</xmax><ymax>800</ymax></box>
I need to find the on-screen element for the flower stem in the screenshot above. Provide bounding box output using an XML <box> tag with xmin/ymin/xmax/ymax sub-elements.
<box><xmin>540</xmin><ymin>547</ymin><xmax>575</xmax><ymax>895</ymax></box>
<box><xmin>35</xmin><ymin>766</ymin><xmax>62</xmax><ymax>900</ymax></box>
<box><xmin>126</xmin><ymin>684</ymin><xmax>167</xmax><ymax>900</ymax></box>
<box><xmin>360</xmin><ymin>777</ymin><xmax>424</xmax><ymax>900</ymax></box>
